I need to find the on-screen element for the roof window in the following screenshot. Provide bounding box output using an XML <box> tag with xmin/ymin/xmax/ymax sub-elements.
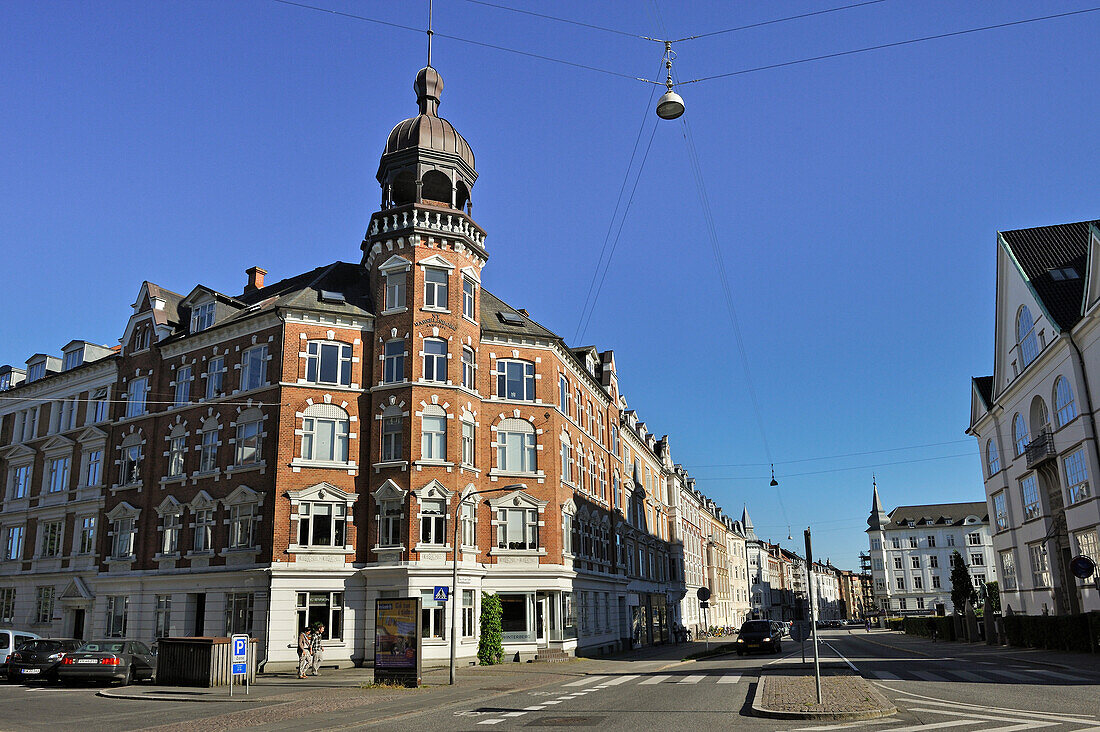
<box><xmin>498</xmin><ymin>311</ymin><xmax>525</xmax><ymax>326</ymax></box>
<box><xmin>320</xmin><ymin>290</ymin><xmax>346</xmax><ymax>304</ymax></box>
<box><xmin>1048</xmin><ymin>267</ymin><xmax>1080</xmax><ymax>281</ymax></box>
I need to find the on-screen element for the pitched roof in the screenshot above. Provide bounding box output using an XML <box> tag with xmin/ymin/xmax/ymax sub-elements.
<box><xmin>144</xmin><ymin>282</ymin><xmax>184</xmax><ymax>327</ymax></box>
<box><xmin>972</xmin><ymin>376</ymin><xmax>993</xmax><ymax>409</ymax></box>
<box><xmin>1000</xmin><ymin>220</ymin><xmax>1097</xmax><ymax>331</ymax></box>
<box><xmin>887</xmin><ymin>501</ymin><xmax>988</xmax><ymax>527</ymax></box>
<box><xmin>479</xmin><ymin>288</ymin><xmax>558</xmax><ymax>340</ymax></box>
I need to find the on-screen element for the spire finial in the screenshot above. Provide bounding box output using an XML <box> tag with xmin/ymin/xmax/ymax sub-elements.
<box><xmin>427</xmin><ymin>0</ymin><xmax>434</xmax><ymax>68</ymax></box>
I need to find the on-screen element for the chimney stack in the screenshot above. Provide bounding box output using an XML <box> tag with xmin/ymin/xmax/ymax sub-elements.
<box><xmin>245</xmin><ymin>266</ymin><xmax>267</xmax><ymax>293</ymax></box>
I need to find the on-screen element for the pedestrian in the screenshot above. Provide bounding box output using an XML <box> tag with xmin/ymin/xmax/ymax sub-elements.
<box><xmin>297</xmin><ymin>625</ymin><xmax>312</xmax><ymax>679</ymax></box>
<box><xmin>865</xmin><ymin>618</ymin><xmax>871</xmax><ymax>633</ymax></box>
<box><xmin>309</xmin><ymin>622</ymin><xmax>325</xmax><ymax>677</ymax></box>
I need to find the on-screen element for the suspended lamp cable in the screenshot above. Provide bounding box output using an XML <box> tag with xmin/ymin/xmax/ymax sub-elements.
<box><xmin>458</xmin><ymin>0</ymin><xmax>657</xmax><ymax>41</ymax></box>
<box><xmin>691</xmin><ymin>451</ymin><xmax>977</xmax><ymax>481</ymax></box>
<box><xmin>686</xmin><ymin>438</ymin><xmax>975</xmax><ymax>469</ymax></box>
<box><xmin>668</xmin><ymin>0</ymin><xmax>891</xmax><ymax>43</ymax></box>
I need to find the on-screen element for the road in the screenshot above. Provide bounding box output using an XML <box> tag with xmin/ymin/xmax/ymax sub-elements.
<box><xmin>1</xmin><ymin>630</ymin><xmax>1097</xmax><ymax>731</ymax></box>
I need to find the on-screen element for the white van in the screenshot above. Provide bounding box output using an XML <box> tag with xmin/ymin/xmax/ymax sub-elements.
<box><xmin>0</xmin><ymin>630</ymin><xmax>40</xmax><ymax>672</ymax></box>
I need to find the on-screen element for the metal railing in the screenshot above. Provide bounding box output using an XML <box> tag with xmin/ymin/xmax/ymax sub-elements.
<box><xmin>1025</xmin><ymin>429</ymin><xmax>1056</xmax><ymax>468</ymax></box>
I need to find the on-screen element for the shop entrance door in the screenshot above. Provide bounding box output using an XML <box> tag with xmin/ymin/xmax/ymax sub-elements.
<box><xmin>535</xmin><ymin>594</ymin><xmax>549</xmax><ymax>647</ymax></box>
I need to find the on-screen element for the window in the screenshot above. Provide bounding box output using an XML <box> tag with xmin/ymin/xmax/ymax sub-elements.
<box><xmin>1017</xmin><ymin>305</ymin><xmax>1039</xmax><ymax>367</ymax></box>
<box><xmin>1028</xmin><ymin>542</ymin><xmax>1050</xmax><ymax>587</ymax></box>
<box><xmin>379</xmin><ymin>501</ymin><xmax>402</xmax><ymax>547</ymax></box>
<box><xmin>424</xmin><ymin>268</ymin><xmax>449</xmax><ymax>309</ymax></box>
<box><xmin>462</xmin><ymin>278</ymin><xmax>476</xmax><ymax>319</ymax></box>
<box><xmin>236</xmin><ymin>413</ymin><xmax>263</xmax><ymax>466</ymax></box>
<box><xmin>229</xmin><ymin>504</ymin><xmax>258</xmax><ymax>549</ymax></box>
<box><xmin>460</xmin><ymin>501</ymin><xmax>476</xmax><ymax>547</ymax></box>
<box><xmin>993</xmin><ymin>491</ymin><xmax>1008</xmax><ymax>531</ymax></box>
<box><xmin>34</xmin><ymin>586</ymin><xmax>54</xmax><ymax>625</ymax></box>
<box><xmin>192</xmin><ymin>509</ymin><xmax>214</xmax><ymax>553</ymax></box>
<box><xmin>1074</xmin><ymin>531</ymin><xmax>1098</xmax><ymax>577</ymax></box>
<box><xmin>873</xmin><ymin>558</ymin><xmax>883</xmax><ymax>570</ymax></box>
<box><xmin>79</xmin><ymin>449</ymin><xmax>101</xmax><ymax>489</ymax></box>
<box><xmin>929</xmin><ymin>555</ymin><xmax>939</xmax><ymax>568</ymax></box>
<box><xmin>63</xmin><ymin>349</ymin><xmax>83</xmax><ymax>371</ymax></box>
<box><xmin>913</xmin><ymin>575</ymin><xmax>923</xmax><ymax>590</ymax></box>
<box><xmin>40</xmin><ymin>521</ymin><xmax>63</xmax><ymax>558</ymax></box>
<box><xmin>891</xmin><ymin>537</ymin><xmax>901</xmax><ymax>549</ymax></box>
<box><xmin>423</xmin><ymin>339</ymin><xmax>448</xmax><ymax>382</ymax></box>
<box><xmin>986</xmin><ymin>440</ymin><xmax>1000</xmax><ymax>477</ymax></box>
<box><xmin>224</xmin><ymin>593</ymin><xmax>254</xmax><ymax>636</ymax></box>
<box><xmin>168</xmin><ymin>432</ymin><xmax>186</xmax><ymax>477</ymax></box>
<box><xmin>27</xmin><ymin>362</ymin><xmax>46</xmax><ymax>382</ymax></box>
<box><xmin>120</xmin><ymin>436</ymin><xmax>142</xmax><ymax>485</ymax></box>
<box><xmin>305</xmin><ymin>342</ymin><xmax>352</xmax><ymax>386</ymax></box>
<box><xmin>1013</xmin><ymin>414</ymin><xmax>1028</xmax><ymax>456</ymax></box>
<box><xmin>296</xmin><ymin>591</ymin><xmax>344</xmax><ymax>640</ymax></box>
<box><xmin>927</xmin><ymin>535</ymin><xmax>936</xmax><ymax>548</ymax></box>
<box><xmin>384</xmin><ymin>340</ymin><xmax>405</xmax><ymax>384</ymax></box>
<box><xmin>206</xmin><ymin>357</ymin><xmax>224</xmax><ymax>399</ymax></box>
<box><xmin>301</xmin><ymin>406</ymin><xmax>350</xmax><ymax>463</ymax></box>
<box><xmin>155</xmin><ymin>596</ymin><xmax>172</xmax><ymax>639</ymax></box>
<box><xmin>462</xmin><ymin>589</ymin><xmax>475</xmax><ymax>637</ymax></box>
<box><xmin>496</xmin><ymin>419</ymin><xmax>536</xmax><ymax>472</ymax></box>
<box><xmin>241</xmin><ymin>346</ymin><xmax>268</xmax><ymax>391</ymax></box>
<box><xmin>561</xmin><ymin>440</ymin><xmax>573</xmax><ymax>482</ymax></box>
<box><xmin>297</xmin><ymin>502</ymin><xmax>346</xmax><ymax>547</ymax></box>
<box><xmin>199</xmin><ymin>424</ymin><xmax>219</xmax><ymax>472</ymax></box>
<box><xmin>970</xmin><ymin>553</ymin><xmax>985</xmax><ymax>566</ymax></box>
<box><xmin>909</xmin><ymin>536</ymin><xmax>918</xmax><ymax>548</ymax></box>
<box><xmin>111</xmin><ymin>516</ymin><xmax>135</xmax><ymax>559</ymax></box>
<box><xmin>461</xmin><ymin>347</ymin><xmax>475</xmax><ymax>389</ymax></box>
<box><xmin>895</xmin><ymin>576</ymin><xmax>905</xmax><ymax>590</ymax></box>
<box><xmin>174</xmin><ymin>366</ymin><xmax>192</xmax><ymax>407</ymax></box>
<box><xmin>77</xmin><ymin>517</ymin><xmax>95</xmax><ymax>554</ymax></box>
<box><xmin>559</xmin><ymin>376</ymin><xmax>570</xmax><ymax>415</ymax></box>
<box><xmin>90</xmin><ymin>388</ymin><xmax>109</xmax><ymax>423</ymax></box>
<box><xmin>496</xmin><ymin>507</ymin><xmax>538</xmax><ymax>550</ymax></box>
<box><xmin>893</xmin><ymin>556</ymin><xmax>903</xmax><ymax>570</ymax></box>
<box><xmin>461</xmin><ymin>420</ymin><xmax>475</xmax><ymax>466</ymax></box>
<box><xmin>911</xmin><ymin>556</ymin><xmax>920</xmax><ymax>569</ymax></box>
<box><xmin>999</xmin><ymin>550</ymin><xmax>1016</xmax><ymax>590</ymax></box>
<box><xmin>125</xmin><ymin>378</ymin><xmax>147</xmax><ymax>418</ymax></box>
<box><xmin>106</xmin><ymin>595</ymin><xmax>128</xmax><ymax>637</ymax></box>
<box><xmin>1053</xmin><ymin>376</ymin><xmax>1076</xmax><ymax>427</ymax></box>
<box><xmin>420</xmin><ymin>498</ymin><xmax>446</xmax><ymax>545</ymax></box>
<box><xmin>161</xmin><ymin>512</ymin><xmax>181</xmax><ymax>554</ymax></box>
<box><xmin>967</xmin><ymin>532</ymin><xmax>981</xmax><ymax>546</ymax></box>
<box><xmin>385</xmin><ymin>271</ymin><xmax>406</xmax><ymax>310</ymax></box>
<box><xmin>46</xmin><ymin>456</ymin><xmax>70</xmax><ymax>493</ymax></box>
<box><xmin>1064</xmin><ymin>449</ymin><xmax>1090</xmax><ymax>504</ymax></box>
<box><xmin>1020</xmin><ymin>475</ymin><xmax>1041</xmax><ymax>520</ymax></box>
<box><xmin>947</xmin><ymin>534</ymin><xmax>955</xmax><ymax>546</ymax></box>
<box><xmin>191</xmin><ymin>302</ymin><xmax>216</xmax><ymax>332</ymax></box>
<box><xmin>422</xmin><ymin>590</ymin><xmax>446</xmax><ymax>639</ymax></box>
<box><xmin>931</xmin><ymin>575</ymin><xmax>941</xmax><ymax>589</ymax></box>
<box><xmin>420</xmin><ymin>406</ymin><xmax>447</xmax><ymax>461</ymax></box>
<box><xmin>0</xmin><ymin>588</ymin><xmax>14</xmax><ymax>624</ymax></box>
<box><xmin>9</xmin><ymin>465</ymin><xmax>30</xmax><ymax>499</ymax></box>
<box><xmin>382</xmin><ymin>411</ymin><xmax>404</xmax><ymax>462</ymax></box>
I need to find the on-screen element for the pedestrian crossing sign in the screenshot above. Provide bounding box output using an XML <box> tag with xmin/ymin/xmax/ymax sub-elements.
<box><xmin>433</xmin><ymin>586</ymin><xmax>449</xmax><ymax>602</ymax></box>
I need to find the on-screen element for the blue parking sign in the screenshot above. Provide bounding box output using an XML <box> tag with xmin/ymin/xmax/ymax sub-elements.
<box><xmin>433</xmin><ymin>586</ymin><xmax>449</xmax><ymax>602</ymax></box>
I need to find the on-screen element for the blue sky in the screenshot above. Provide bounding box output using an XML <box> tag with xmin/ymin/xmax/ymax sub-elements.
<box><xmin>2</xmin><ymin>1</ymin><xmax>1099</xmax><ymax>570</ymax></box>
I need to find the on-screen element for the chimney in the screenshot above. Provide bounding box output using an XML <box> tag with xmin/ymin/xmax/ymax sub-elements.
<box><xmin>245</xmin><ymin>266</ymin><xmax>267</xmax><ymax>293</ymax></box>
<box><xmin>517</xmin><ymin>308</ymin><xmax>529</xmax><ymax>318</ymax></box>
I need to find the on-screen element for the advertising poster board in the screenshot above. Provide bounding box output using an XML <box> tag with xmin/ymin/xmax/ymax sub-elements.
<box><xmin>373</xmin><ymin>597</ymin><xmax>422</xmax><ymax>687</ymax></box>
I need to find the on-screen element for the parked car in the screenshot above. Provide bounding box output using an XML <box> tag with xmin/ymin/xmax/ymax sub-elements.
<box><xmin>57</xmin><ymin>640</ymin><xmax>156</xmax><ymax>686</ymax></box>
<box><xmin>735</xmin><ymin>620</ymin><xmax>782</xmax><ymax>655</ymax></box>
<box><xmin>0</xmin><ymin>630</ymin><xmax>40</xmax><ymax>675</ymax></box>
<box><xmin>7</xmin><ymin>638</ymin><xmax>83</xmax><ymax>683</ymax></box>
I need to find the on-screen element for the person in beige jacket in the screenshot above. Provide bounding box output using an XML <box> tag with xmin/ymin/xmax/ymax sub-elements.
<box><xmin>297</xmin><ymin>627</ymin><xmax>312</xmax><ymax>679</ymax></box>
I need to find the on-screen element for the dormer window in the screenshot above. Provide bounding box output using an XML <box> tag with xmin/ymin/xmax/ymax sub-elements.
<box><xmin>26</xmin><ymin>362</ymin><xmax>46</xmax><ymax>383</ymax></box>
<box><xmin>191</xmin><ymin>302</ymin><xmax>216</xmax><ymax>333</ymax></box>
<box><xmin>133</xmin><ymin>328</ymin><xmax>150</xmax><ymax>351</ymax></box>
<box><xmin>62</xmin><ymin>349</ymin><xmax>83</xmax><ymax>371</ymax></box>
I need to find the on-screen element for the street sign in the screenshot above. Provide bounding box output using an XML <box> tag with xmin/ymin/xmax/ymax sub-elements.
<box><xmin>231</xmin><ymin>634</ymin><xmax>247</xmax><ymax>676</ymax></box>
<box><xmin>696</xmin><ymin>587</ymin><xmax>711</xmax><ymax>602</ymax></box>
<box><xmin>699</xmin><ymin>600</ymin><xmax>709</xmax><ymax>608</ymax></box>
<box><xmin>433</xmin><ymin>586</ymin><xmax>449</xmax><ymax>602</ymax></box>
<box><xmin>790</xmin><ymin>621</ymin><xmax>811</xmax><ymax>643</ymax></box>
<box><xmin>1070</xmin><ymin>555</ymin><xmax>1096</xmax><ymax>580</ymax></box>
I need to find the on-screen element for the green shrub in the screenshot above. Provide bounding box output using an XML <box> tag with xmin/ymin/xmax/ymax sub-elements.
<box><xmin>1001</xmin><ymin>611</ymin><xmax>1100</xmax><ymax>653</ymax></box>
<box><xmin>478</xmin><ymin>592</ymin><xmax>503</xmax><ymax>665</ymax></box>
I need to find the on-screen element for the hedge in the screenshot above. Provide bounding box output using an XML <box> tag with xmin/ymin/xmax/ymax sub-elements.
<box><xmin>901</xmin><ymin>615</ymin><xmax>956</xmax><ymax>641</ymax></box>
<box><xmin>1001</xmin><ymin>612</ymin><xmax>1100</xmax><ymax>653</ymax></box>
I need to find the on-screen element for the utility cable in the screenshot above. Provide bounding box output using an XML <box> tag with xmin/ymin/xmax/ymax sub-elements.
<box><xmin>686</xmin><ymin>439</ymin><xmax>975</xmax><ymax>469</ymax></box>
<box><xmin>669</xmin><ymin>0</ymin><xmax>890</xmax><ymax>42</ymax></box>
<box><xmin>678</xmin><ymin>6</ymin><xmax>1100</xmax><ymax>84</ymax></box>
<box><xmin>692</xmin><ymin>451</ymin><xmax>976</xmax><ymax>481</ymax></box>
<box><xmin>458</xmin><ymin>0</ymin><xmax>656</xmax><ymax>41</ymax></box>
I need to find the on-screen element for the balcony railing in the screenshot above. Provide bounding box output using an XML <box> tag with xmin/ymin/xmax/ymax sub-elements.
<box><xmin>1025</xmin><ymin>429</ymin><xmax>1056</xmax><ymax>469</ymax></box>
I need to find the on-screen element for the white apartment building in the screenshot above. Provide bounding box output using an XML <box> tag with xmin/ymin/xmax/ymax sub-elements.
<box><xmin>867</xmin><ymin>484</ymin><xmax>996</xmax><ymax>615</ymax></box>
<box><xmin>968</xmin><ymin>219</ymin><xmax>1100</xmax><ymax>615</ymax></box>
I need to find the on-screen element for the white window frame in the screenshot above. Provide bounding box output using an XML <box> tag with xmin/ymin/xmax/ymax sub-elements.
<box><xmin>1020</xmin><ymin>475</ymin><xmax>1041</xmax><ymax>521</ymax></box>
<box><xmin>190</xmin><ymin>302</ymin><xmax>216</xmax><ymax>333</ymax></box>
<box><xmin>423</xmin><ymin>267</ymin><xmax>449</xmax><ymax>310</ymax></box>
<box><xmin>496</xmin><ymin>359</ymin><xmax>535</xmax><ymax>401</ymax></box>
<box><xmin>385</xmin><ymin>271</ymin><xmax>406</xmax><ymax>311</ymax></box>
<box><xmin>993</xmin><ymin>491</ymin><xmax>1008</xmax><ymax>531</ymax></box>
<box><xmin>420</xmin><ymin>407</ymin><xmax>447</xmax><ymax>462</ymax></box>
<box><xmin>39</xmin><ymin>520</ymin><xmax>63</xmax><ymax>558</ymax></box>
<box><xmin>461</xmin><ymin>347</ymin><xmax>475</xmax><ymax>389</ymax></box>
<box><xmin>77</xmin><ymin>516</ymin><xmax>96</xmax><ymax>554</ymax></box>
<box><xmin>1028</xmin><ymin>542</ymin><xmax>1050</xmax><ymax>587</ymax></box>
<box><xmin>305</xmin><ymin>341</ymin><xmax>353</xmax><ymax>386</ymax></box>
<box><xmin>497</xmin><ymin>422</ymin><xmax>536</xmax><ymax>473</ymax></box>
<box><xmin>235</xmin><ymin>416</ymin><xmax>263</xmax><ymax>466</ymax></box>
<box><xmin>462</xmin><ymin>277</ymin><xmax>476</xmax><ymax>320</ymax></box>
<box><xmin>9</xmin><ymin>464</ymin><xmax>31</xmax><ymax>500</ymax></box>
<box><xmin>174</xmin><ymin>365</ymin><xmax>192</xmax><ymax>407</ymax></box>
<box><xmin>1054</xmin><ymin>376</ymin><xmax>1077</xmax><ymax>427</ymax></box>
<box><xmin>1064</xmin><ymin>448</ymin><xmax>1090</xmax><ymax>504</ymax></box>
<box><xmin>422</xmin><ymin>339</ymin><xmax>448</xmax><ymax>383</ymax></box>
<box><xmin>419</xmin><ymin>497</ymin><xmax>447</xmax><ymax>545</ymax></box>
<box><xmin>199</xmin><ymin>425</ymin><xmax>219</xmax><ymax>473</ymax></box>
<box><xmin>125</xmin><ymin>378</ymin><xmax>148</xmax><ymax>418</ymax></box>
<box><xmin>296</xmin><ymin>501</ymin><xmax>347</xmax><ymax>548</ymax></box>
<box><xmin>240</xmin><ymin>345</ymin><xmax>268</xmax><ymax>392</ymax></box>
<box><xmin>205</xmin><ymin>357</ymin><xmax>225</xmax><ymax>400</ymax></box>
<box><xmin>383</xmin><ymin>340</ymin><xmax>405</xmax><ymax>384</ymax></box>
<box><xmin>461</xmin><ymin>419</ymin><xmax>475</xmax><ymax>467</ymax></box>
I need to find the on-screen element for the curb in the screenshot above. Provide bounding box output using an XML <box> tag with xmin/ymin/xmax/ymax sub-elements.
<box><xmin>750</xmin><ymin>675</ymin><xmax>897</xmax><ymax>721</ymax></box>
<box><xmin>97</xmin><ymin>689</ymin><xmax>267</xmax><ymax>703</ymax></box>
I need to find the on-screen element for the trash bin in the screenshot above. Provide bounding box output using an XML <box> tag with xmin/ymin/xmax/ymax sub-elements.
<box><xmin>155</xmin><ymin>637</ymin><xmax>256</xmax><ymax>687</ymax></box>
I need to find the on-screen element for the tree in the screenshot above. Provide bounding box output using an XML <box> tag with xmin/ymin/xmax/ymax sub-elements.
<box><xmin>950</xmin><ymin>550</ymin><xmax>976</xmax><ymax>614</ymax></box>
<box><xmin>477</xmin><ymin>592</ymin><xmax>503</xmax><ymax>665</ymax></box>
<box><xmin>984</xmin><ymin>580</ymin><xmax>1001</xmax><ymax>613</ymax></box>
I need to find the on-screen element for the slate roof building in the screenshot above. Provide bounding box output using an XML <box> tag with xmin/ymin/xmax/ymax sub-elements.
<box><xmin>967</xmin><ymin>219</ymin><xmax>1100</xmax><ymax>615</ymax></box>
<box><xmin>866</xmin><ymin>481</ymin><xmax>995</xmax><ymax>615</ymax></box>
<box><xmin>0</xmin><ymin>64</ymin><xmax>699</xmax><ymax>668</ymax></box>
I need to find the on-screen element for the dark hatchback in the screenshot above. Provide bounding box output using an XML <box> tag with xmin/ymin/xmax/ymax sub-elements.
<box><xmin>735</xmin><ymin>620</ymin><xmax>782</xmax><ymax>655</ymax></box>
<box><xmin>57</xmin><ymin>640</ymin><xmax>156</xmax><ymax>686</ymax></box>
<box><xmin>7</xmin><ymin>639</ymin><xmax>83</xmax><ymax>682</ymax></box>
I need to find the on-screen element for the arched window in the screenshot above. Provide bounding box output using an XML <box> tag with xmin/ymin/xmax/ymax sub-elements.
<box><xmin>496</xmin><ymin>418</ymin><xmax>536</xmax><ymax>473</ymax></box>
<box><xmin>1013</xmin><ymin>414</ymin><xmax>1029</xmax><ymax>456</ymax></box>
<box><xmin>420</xmin><ymin>405</ymin><xmax>447</xmax><ymax>461</ymax></box>
<box><xmin>301</xmin><ymin>404</ymin><xmax>350</xmax><ymax>463</ymax></box>
<box><xmin>1017</xmin><ymin>306</ymin><xmax>1039</xmax><ymax>367</ymax></box>
<box><xmin>1030</xmin><ymin>395</ymin><xmax>1049</xmax><ymax>435</ymax></box>
<box><xmin>1054</xmin><ymin>376</ymin><xmax>1077</xmax><ymax>427</ymax></box>
<box><xmin>455</xmin><ymin>180</ymin><xmax>470</xmax><ymax>212</ymax></box>
<box><xmin>986</xmin><ymin>440</ymin><xmax>1000</xmax><ymax>477</ymax></box>
<box><xmin>421</xmin><ymin>170</ymin><xmax>452</xmax><ymax>205</ymax></box>
<box><xmin>392</xmin><ymin>170</ymin><xmax>416</xmax><ymax>205</ymax></box>
<box><xmin>120</xmin><ymin>433</ymin><xmax>143</xmax><ymax>486</ymax></box>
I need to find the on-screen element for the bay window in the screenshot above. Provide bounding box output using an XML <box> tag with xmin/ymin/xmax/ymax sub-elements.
<box><xmin>420</xmin><ymin>406</ymin><xmax>447</xmax><ymax>461</ymax></box>
<box><xmin>423</xmin><ymin>339</ymin><xmax>447</xmax><ymax>382</ymax></box>
<box><xmin>383</xmin><ymin>340</ymin><xmax>405</xmax><ymax>383</ymax></box>
<box><xmin>424</xmin><ymin>268</ymin><xmax>449</xmax><ymax>309</ymax></box>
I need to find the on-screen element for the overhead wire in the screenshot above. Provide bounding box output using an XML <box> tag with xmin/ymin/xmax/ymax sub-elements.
<box><xmin>668</xmin><ymin>0</ymin><xmax>891</xmax><ymax>42</ymax></box>
<box><xmin>458</xmin><ymin>0</ymin><xmax>656</xmax><ymax>41</ymax></box>
<box><xmin>686</xmin><ymin>439</ymin><xmax>975</xmax><ymax>469</ymax></box>
<box><xmin>692</xmin><ymin>451</ymin><xmax>977</xmax><ymax>481</ymax></box>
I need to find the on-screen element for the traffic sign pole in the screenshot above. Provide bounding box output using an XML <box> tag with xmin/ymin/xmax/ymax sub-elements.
<box><xmin>804</xmin><ymin>529</ymin><xmax>822</xmax><ymax>705</ymax></box>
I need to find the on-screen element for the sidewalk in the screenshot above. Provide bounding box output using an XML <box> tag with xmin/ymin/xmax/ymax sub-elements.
<box><xmin>846</xmin><ymin>628</ymin><xmax>1100</xmax><ymax>675</ymax></box>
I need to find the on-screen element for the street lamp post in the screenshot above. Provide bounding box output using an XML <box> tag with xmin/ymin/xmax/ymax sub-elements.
<box><xmin>449</xmin><ymin>485</ymin><xmax>517</xmax><ymax>685</ymax></box>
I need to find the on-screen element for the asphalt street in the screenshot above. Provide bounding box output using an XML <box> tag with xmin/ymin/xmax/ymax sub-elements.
<box><xmin>1</xmin><ymin>630</ymin><xmax>1097</xmax><ymax>731</ymax></box>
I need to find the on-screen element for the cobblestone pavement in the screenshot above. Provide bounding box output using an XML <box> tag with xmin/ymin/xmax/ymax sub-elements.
<box><xmin>756</xmin><ymin>671</ymin><xmax>894</xmax><ymax>717</ymax></box>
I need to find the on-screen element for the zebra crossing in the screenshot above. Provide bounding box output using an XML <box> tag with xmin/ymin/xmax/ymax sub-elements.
<box><xmin>863</xmin><ymin>666</ymin><xmax>1095</xmax><ymax>685</ymax></box>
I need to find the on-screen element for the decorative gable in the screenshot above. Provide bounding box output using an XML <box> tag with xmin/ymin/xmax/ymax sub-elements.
<box><xmin>286</xmin><ymin>481</ymin><xmax>357</xmax><ymax>506</ymax></box>
<box><xmin>379</xmin><ymin>254</ymin><xmax>412</xmax><ymax>273</ymax></box>
<box><xmin>372</xmin><ymin>479</ymin><xmax>406</xmax><ymax>503</ymax></box>
<box><xmin>418</xmin><ymin>253</ymin><xmax>455</xmax><ymax>271</ymax></box>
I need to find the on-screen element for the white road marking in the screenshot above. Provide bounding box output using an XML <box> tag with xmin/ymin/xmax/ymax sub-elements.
<box><xmin>793</xmin><ymin>720</ymin><xmax>892</xmax><ymax>731</ymax></box>
<box><xmin>640</xmin><ymin>675</ymin><xmax>670</xmax><ymax>685</ymax></box>
<box><xmin>906</xmin><ymin>706</ymin><xmax>1059</xmax><ymax>730</ymax></box>
<box><xmin>867</xmin><ymin>719</ymin><xmax>978</xmax><ymax>732</ymax></box>
<box><xmin>523</xmin><ymin>706</ymin><xmax>546</xmax><ymax>711</ymax></box>
<box><xmin>870</xmin><ymin>671</ymin><xmax>900</xmax><ymax>680</ymax></box>
<box><xmin>565</xmin><ymin>676</ymin><xmax>606</xmax><ymax>686</ymax></box>
<box><xmin>911</xmin><ymin>670</ymin><xmax>950</xmax><ymax>682</ymax></box>
<box><xmin>476</xmin><ymin>720</ymin><xmax>505</xmax><ymax>725</ymax></box>
<box><xmin>823</xmin><ymin>642</ymin><xmax>860</xmax><ymax>673</ymax></box>
<box><xmin>717</xmin><ymin>674</ymin><xmax>741</xmax><ymax>684</ymax></box>
<box><xmin>986</xmin><ymin>670</ymin><xmax>1034</xmax><ymax>682</ymax></box>
<box><xmin>949</xmin><ymin>671</ymin><xmax>987</xmax><ymax>683</ymax></box>
<box><xmin>602</xmin><ymin>674</ymin><xmax>639</xmax><ymax>686</ymax></box>
<box><xmin>1028</xmin><ymin>669</ymin><xmax>1093</xmax><ymax>682</ymax></box>
<box><xmin>500</xmin><ymin>712</ymin><xmax>526</xmax><ymax>717</ymax></box>
<box><xmin>884</xmin><ymin>689</ymin><xmax>1100</xmax><ymax>725</ymax></box>
<box><xmin>678</xmin><ymin>674</ymin><xmax>706</xmax><ymax>684</ymax></box>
